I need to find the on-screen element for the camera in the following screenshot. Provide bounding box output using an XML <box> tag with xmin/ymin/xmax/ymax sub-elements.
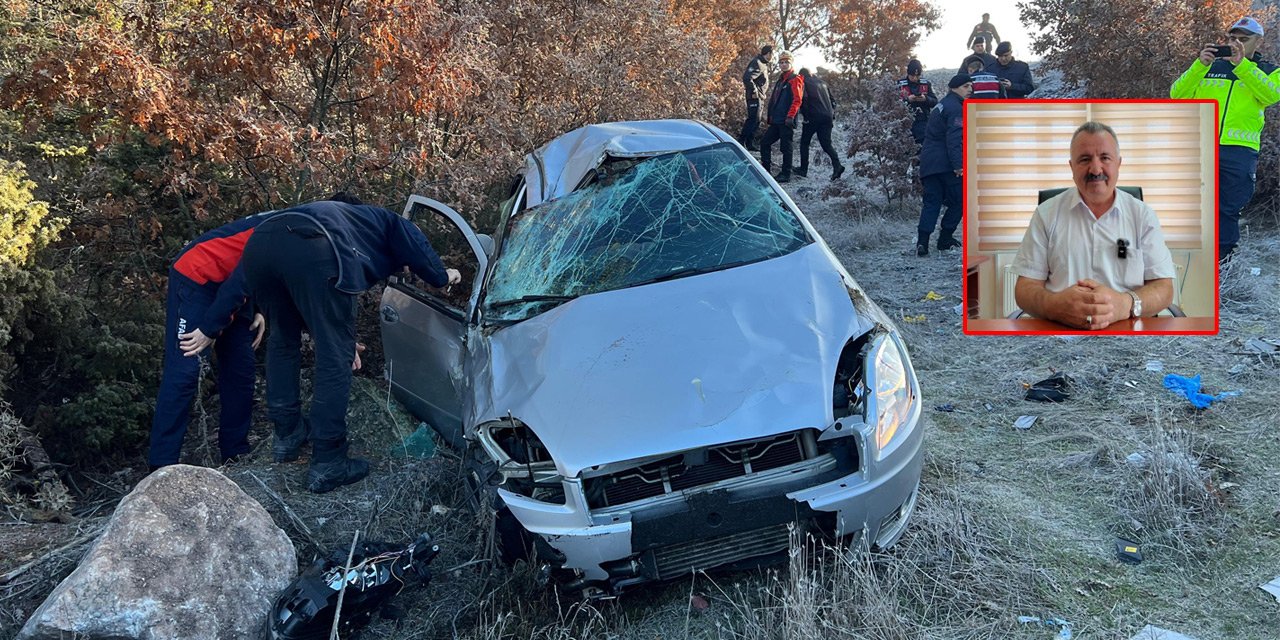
<box><xmin>1213</xmin><ymin>44</ymin><xmax>1234</xmax><ymax>58</ymax></box>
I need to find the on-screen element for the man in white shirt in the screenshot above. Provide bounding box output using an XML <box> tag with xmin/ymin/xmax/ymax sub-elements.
<box><xmin>1012</xmin><ymin>121</ymin><xmax>1175</xmax><ymax>330</ymax></box>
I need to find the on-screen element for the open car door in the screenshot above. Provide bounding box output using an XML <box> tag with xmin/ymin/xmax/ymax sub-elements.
<box><xmin>380</xmin><ymin>196</ymin><xmax>488</xmax><ymax>448</ymax></box>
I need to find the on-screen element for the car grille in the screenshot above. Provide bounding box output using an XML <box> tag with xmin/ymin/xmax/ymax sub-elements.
<box><xmin>589</xmin><ymin>431</ymin><xmax>809</xmax><ymax>508</ymax></box>
<box><xmin>652</xmin><ymin>522</ymin><xmax>791</xmax><ymax>580</ymax></box>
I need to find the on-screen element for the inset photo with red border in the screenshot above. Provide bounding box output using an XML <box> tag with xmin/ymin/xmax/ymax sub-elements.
<box><xmin>961</xmin><ymin>99</ymin><xmax>1220</xmax><ymax>335</ymax></box>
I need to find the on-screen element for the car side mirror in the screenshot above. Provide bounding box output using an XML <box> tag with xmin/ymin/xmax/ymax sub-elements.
<box><xmin>477</xmin><ymin>233</ymin><xmax>495</xmax><ymax>257</ymax></box>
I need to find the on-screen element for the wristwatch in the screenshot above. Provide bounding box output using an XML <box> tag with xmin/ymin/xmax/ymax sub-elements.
<box><xmin>1127</xmin><ymin>291</ymin><xmax>1142</xmax><ymax>318</ymax></box>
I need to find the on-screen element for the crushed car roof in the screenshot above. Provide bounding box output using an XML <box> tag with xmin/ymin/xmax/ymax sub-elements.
<box><xmin>523</xmin><ymin>119</ymin><xmax>729</xmax><ymax>207</ymax></box>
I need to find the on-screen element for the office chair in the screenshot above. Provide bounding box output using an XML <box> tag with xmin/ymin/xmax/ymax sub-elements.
<box><xmin>1006</xmin><ymin>186</ymin><xmax>1184</xmax><ymax>318</ymax></box>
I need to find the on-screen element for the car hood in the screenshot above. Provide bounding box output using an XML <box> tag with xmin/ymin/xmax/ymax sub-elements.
<box><xmin>474</xmin><ymin>244</ymin><xmax>874</xmax><ymax>477</ymax></box>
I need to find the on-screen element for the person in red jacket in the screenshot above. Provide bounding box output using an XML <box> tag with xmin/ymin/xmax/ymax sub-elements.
<box><xmin>148</xmin><ymin>211</ymin><xmax>275</xmax><ymax>470</ymax></box>
<box><xmin>759</xmin><ymin>50</ymin><xmax>804</xmax><ymax>182</ymax></box>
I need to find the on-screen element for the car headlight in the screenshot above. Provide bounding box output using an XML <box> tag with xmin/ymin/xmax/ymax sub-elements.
<box><xmin>868</xmin><ymin>333</ymin><xmax>915</xmax><ymax>459</ymax></box>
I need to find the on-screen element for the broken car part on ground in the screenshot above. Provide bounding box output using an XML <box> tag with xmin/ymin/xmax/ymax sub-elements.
<box><xmin>379</xmin><ymin>120</ymin><xmax>924</xmax><ymax>597</ymax></box>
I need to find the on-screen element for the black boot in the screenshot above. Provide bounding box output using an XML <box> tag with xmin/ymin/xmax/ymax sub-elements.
<box><xmin>917</xmin><ymin>244</ymin><xmax>929</xmax><ymax>257</ymax></box>
<box><xmin>273</xmin><ymin>417</ymin><xmax>311</xmax><ymax>463</ymax></box>
<box><xmin>794</xmin><ymin>167</ymin><xmax>808</xmax><ymax>178</ymax></box>
<box><xmin>307</xmin><ymin>457</ymin><xmax>370</xmax><ymax>493</ymax></box>
<box><xmin>776</xmin><ymin>169</ymin><xmax>792</xmax><ymax>183</ymax></box>
<box><xmin>938</xmin><ymin>233</ymin><xmax>960</xmax><ymax>251</ymax></box>
<box><xmin>831</xmin><ymin>164</ymin><xmax>846</xmax><ymax>180</ymax></box>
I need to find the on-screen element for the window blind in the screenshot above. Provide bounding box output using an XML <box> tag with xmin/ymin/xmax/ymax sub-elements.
<box><xmin>968</xmin><ymin>101</ymin><xmax>1212</xmax><ymax>252</ymax></box>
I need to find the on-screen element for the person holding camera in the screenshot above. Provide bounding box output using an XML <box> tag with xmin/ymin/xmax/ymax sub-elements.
<box><xmin>759</xmin><ymin>50</ymin><xmax>804</xmax><ymax>183</ymax></box>
<box><xmin>1171</xmin><ymin>16</ymin><xmax>1280</xmax><ymax>262</ymax></box>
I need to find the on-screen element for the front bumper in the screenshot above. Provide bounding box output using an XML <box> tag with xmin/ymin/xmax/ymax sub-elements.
<box><xmin>496</xmin><ymin>408</ymin><xmax>925</xmax><ymax>591</ymax></box>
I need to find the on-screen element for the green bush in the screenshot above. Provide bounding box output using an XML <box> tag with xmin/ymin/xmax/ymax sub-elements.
<box><xmin>0</xmin><ymin>159</ymin><xmax>64</xmax><ymax>385</ymax></box>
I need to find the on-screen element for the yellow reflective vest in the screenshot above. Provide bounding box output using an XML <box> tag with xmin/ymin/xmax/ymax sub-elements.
<box><xmin>1171</xmin><ymin>55</ymin><xmax>1280</xmax><ymax>150</ymax></box>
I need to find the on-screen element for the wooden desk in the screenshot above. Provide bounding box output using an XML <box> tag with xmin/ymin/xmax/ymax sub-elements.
<box><xmin>966</xmin><ymin>317</ymin><xmax>1216</xmax><ymax>334</ymax></box>
<box><xmin>964</xmin><ymin>255</ymin><xmax>991</xmax><ymax>319</ymax></box>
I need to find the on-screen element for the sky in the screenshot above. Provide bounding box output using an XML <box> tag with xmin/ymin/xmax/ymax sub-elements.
<box><xmin>792</xmin><ymin>0</ymin><xmax>1039</xmax><ymax>74</ymax></box>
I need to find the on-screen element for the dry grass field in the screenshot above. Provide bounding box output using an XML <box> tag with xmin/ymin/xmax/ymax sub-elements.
<box><xmin>3</xmin><ymin>128</ymin><xmax>1279</xmax><ymax>640</ymax></box>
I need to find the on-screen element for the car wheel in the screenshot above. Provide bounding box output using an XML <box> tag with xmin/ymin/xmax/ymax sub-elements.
<box><xmin>464</xmin><ymin>444</ymin><xmax>533</xmax><ymax>565</ymax></box>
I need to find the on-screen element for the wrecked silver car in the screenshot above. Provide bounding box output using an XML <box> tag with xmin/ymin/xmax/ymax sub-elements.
<box><xmin>380</xmin><ymin>119</ymin><xmax>923</xmax><ymax>597</ymax></box>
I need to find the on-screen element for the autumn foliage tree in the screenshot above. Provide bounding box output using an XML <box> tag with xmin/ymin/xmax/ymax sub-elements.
<box><xmin>775</xmin><ymin>0</ymin><xmax>836</xmax><ymax>51</ymax></box>
<box><xmin>429</xmin><ymin>0</ymin><xmax>751</xmax><ymax>214</ymax></box>
<box><xmin>0</xmin><ymin>0</ymin><xmax>773</xmax><ymax>466</ymax></box>
<box><xmin>771</xmin><ymin>0</ymin><xmax>939</xmax><ymax>84</ymax></box>
<box><xmin>6</xmin><ymin>0</ymin><xmax>480</xmax><ymax>212</ymax></box>
<box><xmin>1018</xmin><ymin>0</ymin><xmax>1280</xmax><ymax>214</ymax></box>
<box><xmin>839</xmin><ymin>74</ymin><xmax>917</xmax><ymax>203</ymax></box>
<box><xmin>1018</xmin><ymin>0</ymin><xmax>1272</xmax><ymax>98</ymax></box>
<box><xmin>825</xmin><ymin>0</ymin><xmax>940</xmax><ymax>84</ymax></box>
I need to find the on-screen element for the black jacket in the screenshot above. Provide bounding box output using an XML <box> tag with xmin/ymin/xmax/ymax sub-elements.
<box><xmin>960</xmin><ymin>51</ymin><xmax>996</xmax><ymax>73</ymax></box>
<box><xmin>988</xmin><ymin>59</ymin><xmax>1035</xmax><ymax>98</ymax></box>
<box><xmin>800</xmin><ymin>74</ymin><xmax>836</xmax><ymax>123</ymax></box>
<box><xmin>268</xmin><ymin>200</ymin><xmax>449</xmax><ymax>294</ymax></box>
<box><xmin>742</xmin><ymin>55</ymin><xmax>771</xmax><ymax>101</ymax></box>
<box><xmin>921</xmin><ymin>91</ymin><xmax>964</xmax><ymax>178</ymax></box>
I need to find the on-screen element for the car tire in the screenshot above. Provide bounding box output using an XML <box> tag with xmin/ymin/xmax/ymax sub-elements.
<box><xmin>464</xmin><ymin>445</ymin><xmax>534</xmax><ymax>565</ymax></box>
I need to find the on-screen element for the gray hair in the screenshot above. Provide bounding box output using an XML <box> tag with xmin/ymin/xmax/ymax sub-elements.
<box><xmin>1071</xmin><ymin>121</ymin><xmax>1120</xmax><ymax>152</ymax></box>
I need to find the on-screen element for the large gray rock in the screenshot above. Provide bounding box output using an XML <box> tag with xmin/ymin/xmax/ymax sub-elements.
<box><xmin>19</xmin><ymin>464</ymin><xmax>296</xmax><ymax>639</ymax></box>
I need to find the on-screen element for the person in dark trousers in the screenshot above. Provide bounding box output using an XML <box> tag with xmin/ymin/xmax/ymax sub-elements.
<box><xmin>1171</xmin><ymin>16</ymin><xmax>1280</xmax><ymax>262</ymax></box>
<box><xmin>959</xmin><ymin>38</ymin><xmax>997</xmax><ymax>74</ymax></box>
<box><xmin>796</xmin><ymin>68</ymin><xmax>845</xmax><ymax>180</ymax></box>
<box><xmin>964</xmin><ymin>56</ymin><xmax>1005</xmax><ymax>99</ymax></box>
<box><xmin>899</xmin><ymin>59</ymin><xmax>938</xmax><ymax>147</ymax></box>
<box><xmin>989</xmin><ymin>42</ymin><xmax>1036</xmax><ymax>98</ymax></box>
<box><xmin>760</xmin><ymin>50</ymin><xmax>804</xmax><ymax>183</ymax></box>
<box><xmin>149</xmin><ymin>212</ymin><xmax>276</xmax><ymax>470</ymax></box>
<box><xmin>239</xmin><ymin>194</ymin><xmax>460</xmax><ymax>493</ymax></box>
<box><xmin>967</xmin><ymin>13</ymin><xmax>1001</xmax><ymax>51</ymax></box>
<box><xmin>740</xmin><ymin>45</ymin><xmax>774</xmax><ymax>151</ymax></box>
<box><xmin>917</xmin><ymin>74</ymin><xmax>971</xmax><ymax>256</ymax></box>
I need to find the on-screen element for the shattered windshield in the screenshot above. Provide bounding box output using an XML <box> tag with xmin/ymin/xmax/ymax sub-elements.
<box><xmin>484</xmin><ymin>142</ymin><xmax>811</xmax><ymax>321</ymax></box>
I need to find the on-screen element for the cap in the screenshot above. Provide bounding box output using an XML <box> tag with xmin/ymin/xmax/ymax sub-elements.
<box><xmin>995</xmin><ymin>41</ymin><xmax>1012</xmax><ymax>55</ymax></box>
<box><xmin>1230</xmin><ymin>16</ymin><xmax>1264</xmax><ymax>36</ymax></box>
<box><xmin>907</xmin><ymin>59</ymin><xmax>923</xmax><ymax>75</ymax></box>
<box><xmin>949</xmin><ymin>73</ymin><xmax>972</xmax><ymax>89</ymax></box>
<box><xmin>777</xmin><ymin>50</ymin><xmax>793</xmax><ymax>62</ymax></box>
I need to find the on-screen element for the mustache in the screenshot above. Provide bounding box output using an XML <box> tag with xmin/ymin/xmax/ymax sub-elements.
<box><xmin>1085</xmin><ymin>172</ymin><xmax>1108</xmax><ymax>183</ymax></box>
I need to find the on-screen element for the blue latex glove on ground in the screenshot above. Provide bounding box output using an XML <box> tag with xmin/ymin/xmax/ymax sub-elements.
<box><xmin>1162</xmin><ymin>374</ymin><xmax>1241</xmax><ymax>409</ymax></box>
